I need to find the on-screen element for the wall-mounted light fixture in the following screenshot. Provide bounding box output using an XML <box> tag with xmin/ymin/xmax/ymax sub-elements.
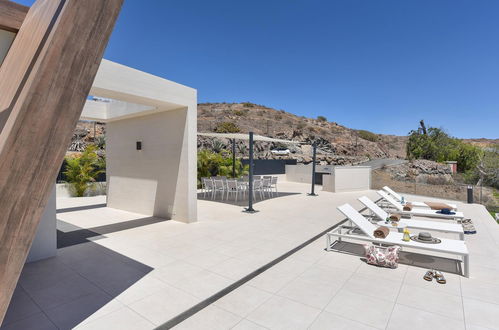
<box><xmin>136</xmin><ymin>141</ymin><xmax>142</xmax><ymax>150</ymax></box>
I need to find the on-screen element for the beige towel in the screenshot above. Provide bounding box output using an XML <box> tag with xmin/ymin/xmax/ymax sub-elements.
<box><xmin>403</xmin><ymin>204</ymin><xmax>413</xmax><ymax>211</ymax></box>
<box><xmin>389</xmin><ymin>213</ymin><xmax>401</xmax><ymax>221</ymax></box>
<box><xmin>374</xmin><ymin>226</ymin><xmax>390</xmax><ymax>239</ymax></box>
<box><xmin>424</xmin><ymin>202</ymin><xmax>453</xmax><ymax>210</ymax></box>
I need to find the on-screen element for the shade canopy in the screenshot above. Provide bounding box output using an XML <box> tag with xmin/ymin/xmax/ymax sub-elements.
<box><xmin>197</xmin><ymin>132</ymin><xmax>301</xmax><ymax>144</ymax></box>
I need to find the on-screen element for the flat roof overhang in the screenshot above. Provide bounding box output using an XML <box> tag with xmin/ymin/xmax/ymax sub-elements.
<box><xmin>81</xmin><ymin>59</ymin><xmax>196</xmax><ymax>122</ymax></box>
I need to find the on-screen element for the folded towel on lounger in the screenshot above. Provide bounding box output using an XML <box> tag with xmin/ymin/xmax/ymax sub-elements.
<box><xmin>424</xmin><ymin>202</ymin><xmax>453</xmax><ymax>210</ymax></box>
<box><xmin>389</xmin><ymin>213</ymin><xmax>401</xmax><ymax>221</ymax></box>
<box><xmin>403</xmin><ymin>204</ymin><xmax>413</xmax><ymax>211</ymax></box>
<box><xmin>374</xmin><ymin>226</ymin><xmax>390</xmax><ymax>239</ymax></box>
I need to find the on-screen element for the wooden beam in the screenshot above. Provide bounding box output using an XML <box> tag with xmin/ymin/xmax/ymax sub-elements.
<box><xmin>0</xmin><ymin>1</ymin><xmax>28</xmax><ymax>32</ymax></box>
<box><xmin>0</xmin><ymin>0</ymin><xmax>123</xmax><ymax>324</ymax></box>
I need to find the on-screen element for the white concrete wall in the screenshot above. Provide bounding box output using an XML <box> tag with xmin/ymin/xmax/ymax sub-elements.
<box><xmin>87</xmin><ymin>59</ymin><xmax>198</xmax><ymax>223</ymax></box>
<box><xmin>27</xmin><ymin>185</ymin><xmax>57</xmax><ymax>263</ymax></box>
<box><xmin>106</xmin><ymin>106</ymin><xmax>197</xmax><ymax>222</ymax></box>
<box><xmin>286</xmin><ymin>164</ymin><xmax>371</xmax><ymax>193</ymax></box>
<box><xmin>285</xmin><ymin>164</ymin><xmax>312</xmax><ymax>183</ymax></box>
<box><xmin>285</xmin><ymin>164</ymin><xmax>331</xmax><ymax>184</ymax></box>
<box><xmin>323</xmin><ymin>166</ymin><xmax>371</xmax><ymax>192</ymax></box>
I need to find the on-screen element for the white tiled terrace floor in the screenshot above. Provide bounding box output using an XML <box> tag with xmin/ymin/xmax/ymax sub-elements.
<box><xmin>1</xmin><ymin>181</ymin><xmax>499</xmax><ymax>330</ymax></box>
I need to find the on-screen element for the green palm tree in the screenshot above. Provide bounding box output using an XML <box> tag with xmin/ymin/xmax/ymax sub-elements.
<box><xmin>64</xmin><ymin>145</ymin><xmax>105</xmax><ymax>197</ymax></box>
<box><xmin>197</xmin><ymin>150</ymin><xmax>249</xmax><ymax>187</ymax></box>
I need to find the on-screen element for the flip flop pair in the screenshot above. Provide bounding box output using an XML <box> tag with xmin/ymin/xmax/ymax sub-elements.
<box><xmin>423</xmin><ymin>269</ymin><xmax>446</xmax><ymax>284</ymax></box>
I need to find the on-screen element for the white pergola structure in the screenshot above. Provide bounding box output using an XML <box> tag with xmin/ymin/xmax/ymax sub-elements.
<box><xmin>81</xmin><ymin>59</ymin><xmax>197</xmax><ymax>223</ymax></box>
<box><xmin>28</xmin><ymin>59</ymin><xmax>197</xmax><ymax>263</ymax></box>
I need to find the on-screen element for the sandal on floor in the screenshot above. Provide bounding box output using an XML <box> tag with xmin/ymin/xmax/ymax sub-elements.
<box><xmin>424</xmin><ymin>269</ymin><xmax>434</xmax><ymax>281</ymax></box>
<box><xmin>434</xmin><ymin>271</ymin><xmax>446</xmax><ymax>284</ymax></box>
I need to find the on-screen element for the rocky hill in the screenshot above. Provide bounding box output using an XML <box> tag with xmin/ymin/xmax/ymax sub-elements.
<box><xmin>70</xmin><ymin>102</ymin><xmax>496</xmax><ymax>165</ymax></box>
<box><xmin>197</xmin><ymin>102</ymin><xmax>407</xmax><ymax>164</ymax></box>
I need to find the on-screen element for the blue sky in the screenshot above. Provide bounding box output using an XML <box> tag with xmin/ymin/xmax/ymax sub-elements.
<box><xmin>17</xmin><ymin>0</ymin><xmax>499</xmax><ymax>138</ymax></box>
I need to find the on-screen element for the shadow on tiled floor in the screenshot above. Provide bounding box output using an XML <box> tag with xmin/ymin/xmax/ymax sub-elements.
<box><xmin>197</xmin><ymin>191</ymin><xmax>301</xmax><ymax>207</ymax></box>
<box><xmin>57</xmin><ymin>217</ymin><xmax>166</xmax><ymax>248</ymax></box>
<box><xmin>1</xmin><ymin>220</ymin><xmax>157</xmax><ymax>330</ymax></box>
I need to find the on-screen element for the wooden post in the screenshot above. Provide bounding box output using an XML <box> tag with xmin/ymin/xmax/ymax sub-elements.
<box><xmin>0</xmin><ymin>0</ymin><xmax>123</xmax><ymax>323</ymax></box>
<box><xmin>0</xmin><ymin>1</ymin><xmax>28</xmax><ymax>32</ymax></box>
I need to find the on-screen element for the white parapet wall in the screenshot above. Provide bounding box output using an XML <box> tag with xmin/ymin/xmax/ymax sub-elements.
<box><xmin>285</xmin><ymin>164</ymin><xmax>371</xmax><ymax>192</ymax></box>
<box><xmin>285</xmin><ymin>164</ymin><xmax>312</xmax><ymax>183</ymax></box>
<box><xmin>323</xmin><ymin>166</ymin><xmax>371</xmax><ymax>192</ymax></box>
<box><xmin>285</xmin><ymin>164</ymin><xmax>333</xmax><ymax>184</ymax></box>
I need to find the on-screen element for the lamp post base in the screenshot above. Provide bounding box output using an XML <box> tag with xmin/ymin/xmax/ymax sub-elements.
<box><xmin>243</xmin><ymin>207</ymin><xmax>259</xmax><ymax>213</ymax></box>
<box><xmin>307</xmin><ymin>193</ymin><xmax>318</xmax><ymax>196</ymax></box>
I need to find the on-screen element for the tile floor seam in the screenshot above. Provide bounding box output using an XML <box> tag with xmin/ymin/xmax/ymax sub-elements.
<box><xmin>459</xmin><ymin>292</ymin><xmax>499</xmax><ymax>307</ymax></box>
<box><xmin>1</xmin><ymin>295</ymin><xmax>57</xmax><ymax>330</ymax></box>
<box><xmin>153</xmin><ymin>218</ymin><xmax>352</xmax><ymax>329</ymax></box>
<box><xmin>460</xmin><ymin>277</ymin><xmax>468</xmax><ymax>330</ymax></box>
<box><xmin>77</xmin><ymin>306</ymin><xmax>153</xmax><ymax>329</ymax></box>
<box><xmin>56</xmin><ymin>252</ymin><xmax>143</xmax><ymax>300</ymax></box>
<box><xmin>230</xmin><ymin>318</ymin><xmax>271</xmax><ymax>330</ymax></box>
<box><xmin>383</xmin><ymin>264</ymin><xmax>408</xmax><ymax>330</ymax></box>
<box><xmin>305</xmin><ymin>253</ymin><xmax>361</xmax><ymax>329</ymax></box>
<box><xmin>128</xmin><ymin>304</ymin><xmax>163</xmax><ymax>327</ymax></box>
<box><xmin>214</xmin><ymin>288</ymin><xmax>274</xmax><ymax>319</ymax></box>
<box><xmin>60</xmin><ymin>267</ymin><xmax>127</xmax><ymax>301</ymax></box>
<box><xmin>20</xmin><ymin>285</ymin><xmax>94</xmax><ymax>330</ymax></box>
<box><xmin>394</xmin><ymin>300</ymin><xmax>468</xmax><ymax>325</ymax></box>
<box><xmin>151</xmin><ymin>269</ymin><xmax>235</xmax><ymax>299</ymax></box>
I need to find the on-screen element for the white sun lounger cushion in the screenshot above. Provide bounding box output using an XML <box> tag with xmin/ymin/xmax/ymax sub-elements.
<box><xmin>377</xmin><ymin>190</ymin><xmax>464</xmax><ymax>220</ymax></box>
<box><xmin>382</xmin><ymin>186</ymin><xmax>457</xmax><ymax>210</ymax></box>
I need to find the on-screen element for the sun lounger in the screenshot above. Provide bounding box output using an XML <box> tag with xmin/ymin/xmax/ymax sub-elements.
<box><xmin>382</xmin><ymin>186</ymin><xmax>457</xmax><ymax>210</ymax></box>
<box><xmin>377</xmin><ymin>190</ymin><xmax>464</xmax><ymax>220</ymax></box>
<box><xmin>326</xmin><ymin>203</ymin><xmax>469</xmax><ymax>277</ymax></box>
<box><xmin>358</xmin><ymin>196</ymin><xmax>464</xmax><ymax>240</ymax></box>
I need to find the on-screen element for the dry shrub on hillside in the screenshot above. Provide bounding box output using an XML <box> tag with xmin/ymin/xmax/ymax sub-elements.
<box><xmin>233</xmin><ymin>109</ymin><xmax>248</xmax><ymax>116</ymax></box>
<box><xmin>357</xmin><ymin>130</ymin><xmax>379</xmax><ymax>142</ymax></box>
<box><xmin>215</xmin><ymin>122</ymin><xmax>241</xmax><ymax>133</ymax></box>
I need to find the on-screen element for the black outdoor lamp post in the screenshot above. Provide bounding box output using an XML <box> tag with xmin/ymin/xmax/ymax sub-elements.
<box><xmin>232</xmin><ymin>138</ymin><xmax>236</xmax><ymax>178</ymax></box>
<box><xmin>244</xmin><ymin>131</ymin><xmax>257</xmax><ymax>213</ymax></box>
<box><xmin>308</xmin><ymin>141</ymin><xmax>318</xmax><ymax>196</ymax></box>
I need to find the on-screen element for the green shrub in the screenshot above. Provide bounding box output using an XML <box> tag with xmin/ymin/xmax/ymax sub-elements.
<box><xmin>63</xmin><ymin>145</ymin><xmax>105</xmax><ymax>197</ymax></box>
<box><xmin>197</xmin><ymin>150</ymin><xmax>249</xmax><ymax>187</ymax></box>
<box><xmin>317</xmin><ymin>116</ymin><xmax>327</xmax><ymax>122</ymax></box>
<box><xmin>406</xmin><ymin>126</ymin><xmax>483</xmax><ymax>173</ymax></box>
<box><xmin>211</xmin><ymin>139</ymin><xmax>225</xmax><ymax>153</ymax></box>
<box><xmin>94</xmin><ymin>135</ymin><xmax>105</xmax><ymax>149</ymax></box>
<box><xmin>357</xmin><ymin>130</ymin><xmax>379</xmax><ymax>142</ymax></box>
<box><xmin>476</xmin><ymin>146</ymin><xmax>499</xmax><ymax>189</ymax></box>
<box><xmin>215</xmin><ymin>122</ymin><xmax>241</xmax><ymax>133</ymax></box>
